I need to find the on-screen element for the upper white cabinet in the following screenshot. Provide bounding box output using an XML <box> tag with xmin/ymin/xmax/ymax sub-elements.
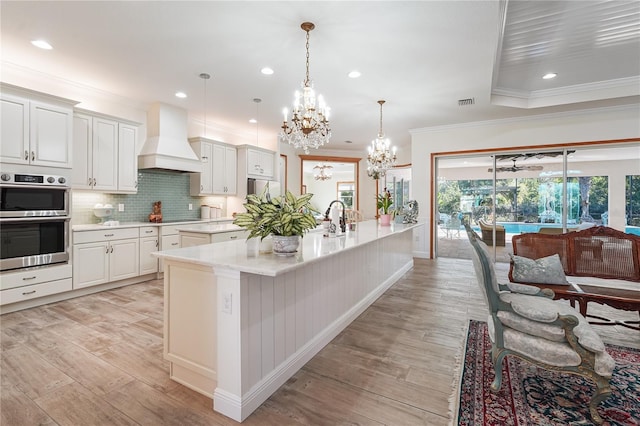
<box><xmin>72</xmin><ymin>110</ymin><xmax>139</xmax><ymax>193</ymax></box>
<box><xmin>238</xmin><ymin>145</ymin><xmax>276</xmax><ymax>180</ymax></box>
<box><xmin>189</xmin><ymin>137</ymin><xmax>237</xmax><ymax>196</ymax></box>
<box><xmin>0</xmin><ymin>85</ymin><xmax>76</xmax><ymax>168</ymax></box>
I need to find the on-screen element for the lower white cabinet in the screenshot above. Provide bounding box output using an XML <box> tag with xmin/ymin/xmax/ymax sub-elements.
<box><xmin>159</xmin><ymin>225</ymin><xmax>183</xmax><ymax>272</ymax></box>
<box><xmin>139</xmin><ymin>226</ymin><xmax>159</xmax><ymax>275</ymax></box>
<box><xmin>73</xmin><ymin>228</ymin><xmax>140</xmax><ymax>289</ymax></box>
<box><xmin>0</xmin><ymin>264</ymin><xmax>72</xmax><ymax>306</ymax></box>
<box><xmin>179</xmin><ymin>230</ymin><xmax>247</xmax><ymax>248</ymax></box>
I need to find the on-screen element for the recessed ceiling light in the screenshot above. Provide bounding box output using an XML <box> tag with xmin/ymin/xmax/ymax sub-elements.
<box><xmin>542</xmin><ymin>73</ymin><xmax>557</xmax><ymax>80</ymax></box>
<box><xmin>348</xmin><ymin>71</ymin><xmax>361</xmax><ymax>79</ymax></box>
<box><xmin>175</xmin><ymin>92</ymin><xmax>187</xmax><ymax>98</ymax></box>
<box><xmin>249</xmin><ymin>118</ymin><xmax>257</xmax><ymax>124</ymax></box>
<box><xmin>261</xmin><ymin>67</ymin><xmax>274</xmax><ymax>75</ymax></box>
<box><xmin>31</xmin><ymin>39</ymin><xmax>52</xmax><ymax>50</ymax></box>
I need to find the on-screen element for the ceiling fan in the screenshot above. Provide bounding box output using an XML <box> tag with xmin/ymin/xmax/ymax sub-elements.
<box><xmin>488</xmin><ymin>159</ymin><xmax>544</xmax><ymax>173</ymax></box>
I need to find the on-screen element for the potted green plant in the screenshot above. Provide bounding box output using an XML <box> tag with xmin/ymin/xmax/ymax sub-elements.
<box><xmin>233</xmin><ymin>186</ymin><xmax>319</xmax><ymax>255</ymax></box>
<box><xmin>377</xmin><ymin>189</ymin><xmax>393</xmax><ymax>226</ymax></box>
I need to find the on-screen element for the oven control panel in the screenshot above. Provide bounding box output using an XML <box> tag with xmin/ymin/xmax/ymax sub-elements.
<box><xmin>1</xmin><ymin>173</ymin><xmax>68</xmax><ymax>186</ymax></box>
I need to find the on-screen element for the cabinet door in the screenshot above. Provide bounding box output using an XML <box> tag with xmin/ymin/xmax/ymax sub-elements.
<box><xmin>259</xmin><ymin>151</ymin><xmax>274</xmax><ymax>179</ymax></box>
<box><xmin>224</xmin><ymin>146</ymin><xmax>237</xmax><ymax>194</ymax></box>
<box><xmin>109</xmin><ymin>238</ymin><xmax>139</xmax><ymax>282</ymax></box>
<box><xmin>211</xmin><ymin>143</ymin><xmax>227</xmax><ymax>194</ymax></box>
<box><xmin>200</xmin><ymin>142</ymin><xmax>214</xmax><ymax>194</ymax></box>
<box><xmin>139</xmin><ymin>237</ymin><xmax>159</xmax><ymax>275</ymax></box>
<box><xmin>72</xmin><ymin>114</ymin><xmax>93</xmax><ymax>189</ymax></box>
<box><xmin>30</xmin><ymin>100</ymin><xmax>73</xmax><ymax>168</ymax></box>
<box><xmin>159</xmin><ymin>234</ymin><xmax>180</xmax><ymax>272</ymax></box>
<box><xmin>118</xmin><ymin>123</ymin><xmax>138</xmax><ymax>192</ymax></box>
<box><xmin>73</xmin><ymin>241</ymin><xmax>109</xmax><ymax>288</ymax></box>
<box><xmin>0</xmin><ymin>94</ymin><xmax>29</xmax><ymax>165</ymax></box>
<box><xmin>92</xmin><ymin>117</ymin><xmax>118</xmax><ymax>191</ymax></box>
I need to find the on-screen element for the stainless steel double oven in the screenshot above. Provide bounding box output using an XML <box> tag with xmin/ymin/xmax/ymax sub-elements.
<box><xmin>0</xmin><ymin>172</ymin><xmax>70</xmax><ymax>272</ymax></box>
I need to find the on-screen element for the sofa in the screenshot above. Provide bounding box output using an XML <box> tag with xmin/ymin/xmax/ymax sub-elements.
<box><xmin>509</xmin><ymin>226</ymin><xmax>640</xmax><ymax>328</ymax></box>
<box><xmin>478</xmin><ymin>219</ymin><xmax>505</xmax><ymax>246</ymax></box>
<box><xmin>510</xmin><ymin>226</ymin><xmax>640</xmax><ymax>282</ymax></box>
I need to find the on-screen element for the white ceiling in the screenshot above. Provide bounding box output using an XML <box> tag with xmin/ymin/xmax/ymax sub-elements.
<box><xmin>1</xmin><ymin>1</ymin><xmax>639</xmax><ymax>154</ymax></box>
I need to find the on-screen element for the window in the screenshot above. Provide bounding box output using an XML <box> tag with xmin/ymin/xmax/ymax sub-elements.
<box><xmin>337</xmin><ymin>181</ymin><xmax>354</xmax><ymax>209</ymax></box>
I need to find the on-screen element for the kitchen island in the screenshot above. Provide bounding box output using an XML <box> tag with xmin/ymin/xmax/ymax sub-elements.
<box><xmin>154</xmin><ymin>220</ymin><xmax>424</xmax><ymax>422</ymax></box>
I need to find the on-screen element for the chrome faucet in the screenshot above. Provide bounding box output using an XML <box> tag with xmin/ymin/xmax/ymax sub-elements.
<box><xmin>324</xmin><ymin>200</ymin><xmax>346</xmax><ymax>233</ymax></box>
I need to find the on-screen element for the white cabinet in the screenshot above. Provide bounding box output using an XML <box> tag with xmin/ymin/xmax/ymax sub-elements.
<box><xmin>179</xmin><ymin>230</ymin><xmax>247</xmax><ymax>248</ymax></box>
<box><xmin>238</xmin><ymin>145</ymin><xmax>275</xmax><ymax>180</ymax></box>
<box><xmin>73</xmin><ymin>228</ymin><xmax>140</xmax><ymax>289</ymax></box>
<box><xmin>158</xmin><ymin>224</ymin><xmax>182</xmax><ymax>272</ymax></box>
<box><xmin>0</xmin><ymin>87</ymin><xmax>75</xmax><ymax>168</ymax></box>
<box><xmin>0</xmin><ymin>264</ymin><xmax>72</xmax><ymax>306</ymax></box>
<box><xmin>189</xmin><ymin>137</ymin><xmax>236</xmax><ymax>196</ymax></box>
<box><xmin>72</xmin><ymin>111</ymin><xmax>139</xmax><ymax>193</ymax></box>
<box><xmin>247</xmin><ymin>148</ymin><xmax>274</xmax><ymax>179</ymax></box>
<box><xmin>139</xmin><ymin>226</ymin><xmax>159</xmax><ymax>275</ymax></box>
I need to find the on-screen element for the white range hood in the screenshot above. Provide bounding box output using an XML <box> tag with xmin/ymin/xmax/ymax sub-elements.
<box><xmin>138</xmin><ymin>102</ymin><xmax>202</xmax><ymax>173</ymax></box>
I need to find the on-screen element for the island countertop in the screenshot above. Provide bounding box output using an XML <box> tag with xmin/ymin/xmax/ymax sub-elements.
<box><xmin>154</xmin><ymin>220</ymin><xmax>424</xmax><ymax>277</ymax></box>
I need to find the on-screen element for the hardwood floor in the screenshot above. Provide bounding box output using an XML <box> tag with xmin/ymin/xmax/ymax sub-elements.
<box><xmin>1</xmin><ymin>258</ymin><xmax>638</xmax><ymax>425</ymax></box>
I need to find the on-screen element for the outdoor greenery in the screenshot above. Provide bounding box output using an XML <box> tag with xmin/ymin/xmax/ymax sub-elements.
<box><xmin>437</xmin><ymin>176</ymin><xmax>615</xmax><ymax>225</ymax></box>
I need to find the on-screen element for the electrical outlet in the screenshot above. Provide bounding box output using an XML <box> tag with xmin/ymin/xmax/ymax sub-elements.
<box><xmin>118</xmin><ymin>204</ymin><xmax>125</xmax><ymax>212</ymax></box>
<box><xmin>188</xmin><ymin>203</ymin><xmax>193</xmax><ymax>210</ymax></box>
<box><xmin>222</xmin><ymin>292</ymin><xmax>232</xmax><ymax>314</ymax></box>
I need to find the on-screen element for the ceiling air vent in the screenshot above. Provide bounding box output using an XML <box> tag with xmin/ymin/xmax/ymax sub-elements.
<box><xmin>458</xmin><ymin>97</ymin><xmax>475</xmax><ymax>106</ymax></box>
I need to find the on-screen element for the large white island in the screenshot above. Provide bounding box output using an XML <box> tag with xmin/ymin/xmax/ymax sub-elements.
<box><xmin>154</xmin><ymin>220</ymin><xmax>424</xmax><ymax>422</ymax></box>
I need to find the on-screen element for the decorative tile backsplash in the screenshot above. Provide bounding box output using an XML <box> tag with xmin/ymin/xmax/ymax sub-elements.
<box><xmin>72</xmin><ymin>169</ymin><xmax>228</xmax><ymax>224</ymax></box>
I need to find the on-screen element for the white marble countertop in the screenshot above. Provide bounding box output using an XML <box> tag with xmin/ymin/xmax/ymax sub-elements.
<box><xmin>175</xmin><ymin>223</ymin><xmax>244</xmax><ymax>234</ymax></box>
<box><xmin>153</xmin><ymin>220</ymin><xmax>424</xmax><ymax>277</ymax></box>
<box><xmin>72</xmin><ymin>217</ymin><xmax>234</xmax><ymax>232</ymax></box>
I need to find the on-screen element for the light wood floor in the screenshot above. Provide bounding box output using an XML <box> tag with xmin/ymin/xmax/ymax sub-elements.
<box><xmin>1</xmin><ymin>258</ymin><xmax>638</xmax><ymax>426</ymax></box>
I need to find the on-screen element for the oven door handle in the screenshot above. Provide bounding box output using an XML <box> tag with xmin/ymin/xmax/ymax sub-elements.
<box><xmin>0</xmin><ymin>216</ymin><xmax>71</xmax><ymax>223</ymax></box>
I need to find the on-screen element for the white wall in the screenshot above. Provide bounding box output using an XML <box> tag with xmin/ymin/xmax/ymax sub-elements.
<box><xmin>410</xmin><ymin>105</ymin><xmax>640</xmax><ymax>258</ymax></box>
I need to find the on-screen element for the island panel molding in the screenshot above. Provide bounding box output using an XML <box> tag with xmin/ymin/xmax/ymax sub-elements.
<box><xmin>156</xmin><ymin>220</ymin><xmax>423</xmax><ymax>422</ymax></box>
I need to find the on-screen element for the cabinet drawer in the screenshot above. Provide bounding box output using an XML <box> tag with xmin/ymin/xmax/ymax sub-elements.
<box><xmin>161</xmin><ymin>225</ymin><xmax>183</xmax><ymax>236</ymax></box>
<box><xmin>1</xmin><ymin>264</ymin><xmax>72</xmax><ymax>291</ymax></box>
<box><xmin>140</xmin><ymin>226</ymin><xmax>159</xmax><ymax>237</ymax></box>
<box><xmin>1</xmin><ymin>278</ymin><xmax>72</xmax><ymax>306</ymax></box>
<box><xmin>210</xmin><ymin>230</ymin><xmax>247</xmax><ymax>243</ymax></box>
<box><xmin>74</xmin><ymin>227</ymin><xmax>139</xmax><ymax>244</ymax></box>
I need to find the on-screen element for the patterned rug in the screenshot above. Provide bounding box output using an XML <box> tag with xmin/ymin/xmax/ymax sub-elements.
<box><xmin>454</xmin><ymin>320</ymin><xmax>640</xmax><ymax>425</ymax></box>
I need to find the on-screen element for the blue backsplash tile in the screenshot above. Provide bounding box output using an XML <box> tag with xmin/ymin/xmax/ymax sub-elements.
<box><xmin>72</xmin><ymin>170</ymin><xmax>227</xmax><ymax>224</ymax></box>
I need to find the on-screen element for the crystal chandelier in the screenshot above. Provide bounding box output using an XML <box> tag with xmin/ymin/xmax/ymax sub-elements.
<box><xmin>313</xmin><ymin>164</ymin><xmax>333</xmax><ymax>181</ymax></box>
<box><xmin>280</xmin><ymin>22</ymin><xmax>331</xmax><ymax>154</ymax></box>
<box><xmin>367</xmin><ymin>100</ymin><xmax>397</xmax><ymax>179</ymax></box>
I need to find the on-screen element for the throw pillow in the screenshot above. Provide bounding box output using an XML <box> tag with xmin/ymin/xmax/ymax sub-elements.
<box><xmin>509</xmin><ymin>253</ymin><xmax>569</xmax><ymax>285</ymax></box>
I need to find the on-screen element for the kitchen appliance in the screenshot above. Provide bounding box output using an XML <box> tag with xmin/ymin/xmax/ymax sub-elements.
<box><xmin>0</xmin><ymin>172</ymin><xmax>70</xmax><ymax>271</ymax></box>
<box><xmin>247</xmin><ymin>178</ymin><xmax>280</xmax><ymax>197</ymax></box>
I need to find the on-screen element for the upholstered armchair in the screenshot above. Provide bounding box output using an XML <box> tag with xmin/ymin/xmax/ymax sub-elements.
<box><xmin>464</xmin><ymin>224</ymin><xmax>614</xmax><ymax>425</ymax></box>
<box><xmin>478</xmin><ymin>219</ymin><xmax>506</xmax><ymax>246</ymax></box>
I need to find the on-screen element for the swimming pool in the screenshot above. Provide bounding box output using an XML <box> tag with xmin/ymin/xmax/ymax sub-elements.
<box><xmin>470</xmin><ymin>222</ymin><xmax>640</xmax><ymax>236</ymax></box>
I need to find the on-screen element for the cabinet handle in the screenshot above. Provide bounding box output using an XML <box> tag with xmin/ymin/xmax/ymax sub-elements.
<box><xmin>104</xmin><ymin>233</ymin><xmax>114</xmax><ymax>237</ymax></box>
<box><xmin>22</xmin><ymin>276</ymin><xmax>37</xmax><ymax>281</ymax></box>
<box><xmin>202</xmin><ymin>156</ymin><xmax>208</xmax><ymax>161</ymax></box>
<box><xmin>88</xmin><ymin>177</ymin><xmax>92</xmax><ymax>186</ymax></box>
<box><xmin>201</xmin><ymin>185</ymin><xmax>203</xmax><ymax>191</ymax></box>
<box><xmin>106</xmin><ymin>246</ymin><xmax>110</xmax><ymax>253</ymax></box>
<box><xmin>110</xmin><ymin>246</ymin><xmax>114</xmax><ymax>253</ymax></box>
<box><xmin>156</xmin><ymin>240</ymin><xmax>159</xmax><ymax>247</ymax></box>
<box><xmin>31</xmin><ymin>151</ymin><xmax>35</xmax><ymax>161</ymax></box>
<box><xmin>134</xmin><ymin>181</ymin><xmax>138</xmax><ymax>188</ymax></box>
<box><xmin>171</xmin><ymin>242</ymin><xmax>179</xmax><ymax>246</ymax></box>
<box><xmin>24</xmin><ymin>150</ymin><xmax>29</xmax><ymax>160</ymax></box>
<box><xmin>22</xmin><ymin>290</ymin><xmax>36</xmax><ymax>295</ymax></box>
<box><xmin>230</xmin><ymin>236</ymin><xmax>237</xmax><ymax>239</ymax></box>
<box><xmin>145</xmin><ymin>230</ymin><xmax>153</xmax><ymax>234</ymax></box>
<box><xmin>93</xmin><ymin>178</ymin><xmax>97</xmax><ymax>186</ymax></box>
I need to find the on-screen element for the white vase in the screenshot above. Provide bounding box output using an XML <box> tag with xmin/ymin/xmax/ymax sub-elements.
<box><xmin>271</xmin><ymin>235</ymin><xmax>300</xmax><ymax>256</ymax></box>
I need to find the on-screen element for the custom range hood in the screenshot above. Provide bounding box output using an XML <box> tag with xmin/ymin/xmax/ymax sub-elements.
<box><xmin>138</xmin><ymin>102</ymin><xmax>202</xmax><ymax>173</ymax></box>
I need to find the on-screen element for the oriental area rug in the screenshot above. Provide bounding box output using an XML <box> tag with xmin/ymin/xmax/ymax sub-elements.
<box><xmin>453</xmin><ymin>320</ymin><xmax>640</xmax><ymax>426</ymax></box>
